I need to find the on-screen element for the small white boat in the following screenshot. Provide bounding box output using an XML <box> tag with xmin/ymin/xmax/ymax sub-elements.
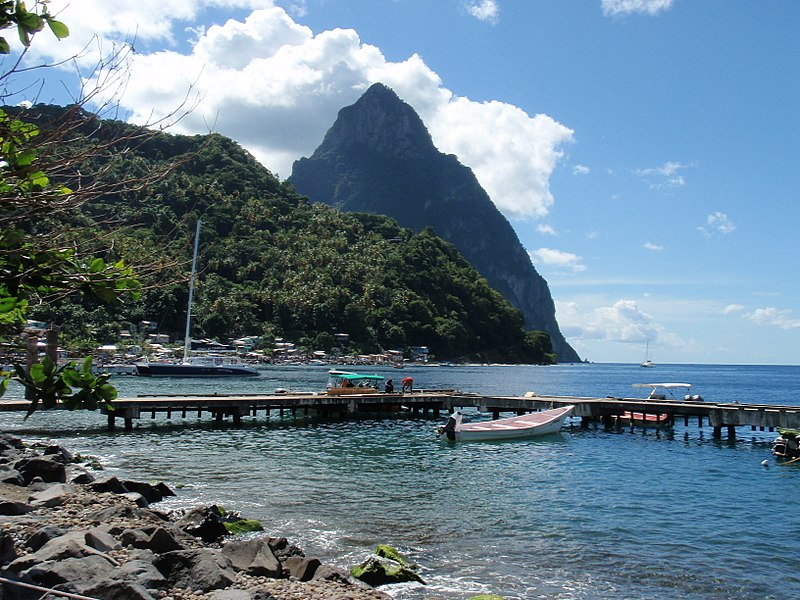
<box><xmin>438</xmin><ymin>405</ymin><xmax>574</xmax><ymax>442</ymax></box>
<box><xmin>632</xmin><ymin>383</ymin><xmax>703</xmax><ymax>402</ymax></box>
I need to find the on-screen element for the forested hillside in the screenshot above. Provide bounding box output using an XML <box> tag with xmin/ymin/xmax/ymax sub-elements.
<box><xmin>20</xmin><ymin>106</ymin><xmax>555</xmax><ymax>363</ymax></box>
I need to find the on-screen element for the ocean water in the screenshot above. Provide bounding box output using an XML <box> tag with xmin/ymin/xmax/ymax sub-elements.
<box><xmin>1</xmin><ymin>363</ymin><xmax>799</xmax><ymax>599</ymax></box>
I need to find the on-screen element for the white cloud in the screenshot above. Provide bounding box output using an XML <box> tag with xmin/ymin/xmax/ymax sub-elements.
<box><xmin>572</xmin><ymin>164</ymin><xmax>590</xmax><ymax>175</ymax></box>
<box><xmin>747</xmin><ymin>307</ymin><xmax>800</xmax><ymax>330</ymax></box>
<box><xmin>698</xmin><ymin>211</ymin><xmax>736</xmax><ymax>237</ymax></box>
<box><xmin>602</xmin><ymin>0</ymin><xmax>673</xmax><ymax>17</ymax></box>
<box><xmin>723</xmin><ymin>304</ymin><xmax>745</xmax><ymax>314</ymax></box>
<box><xmin>537</xmin><ymin>224</ymin><xmax>557</xmax><ymax>236</ymax></box>
<box><xmin>557</xmin><ymin>299</ymin><xmax>657</xmax><ymax>342</ymax></box>
<box><xmin>466</xmin><ymin>0</ymin><xmax>500</xmax><ymax>24</ymax></box>
<box><xmin>530</xmin><ymin>248</ymin><xmax>586</xmax><ymax>273</ymax></box>
<box><xmin>32</xmin><ymin>1</ymin><xmax>571</xmax><ymax>217</ymax></box>
<box><xmin>643</xmin><ymin>242</ymin><xmax>663</xmax><ymax>251</ymax></box>
<box><xmin>634</xmin><ymin>161</ymin><xmax>688</xmax><ymax>189</ymax></box>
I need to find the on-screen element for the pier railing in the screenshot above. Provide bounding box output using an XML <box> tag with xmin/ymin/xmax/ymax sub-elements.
<box><xmin>2</xmin><ymin>391</ymin><xmax>799</xmax><ymax>437</ymax></box>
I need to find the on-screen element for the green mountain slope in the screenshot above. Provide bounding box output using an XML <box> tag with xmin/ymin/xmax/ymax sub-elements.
<box><xmin>20</xmin><ymin>106</ymin><xmax>556</xmax><ymax>363</ymax></box>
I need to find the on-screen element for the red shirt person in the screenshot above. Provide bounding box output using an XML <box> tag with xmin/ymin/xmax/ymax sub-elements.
<box><xmin>401</xmin><ymin>377</ymin><xmax>413</xmax><ymax>393</ymax></box>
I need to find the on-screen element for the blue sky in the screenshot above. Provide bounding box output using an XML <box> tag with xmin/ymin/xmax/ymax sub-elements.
<box><xmin>7</xmin><ymin>0</ymin><xmax>799</xmax><ymax>365</ymax></box>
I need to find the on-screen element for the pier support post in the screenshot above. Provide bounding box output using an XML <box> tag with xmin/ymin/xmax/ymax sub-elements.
<box><xmin>727</xmin><ymin>425</ymin><xmax>736</xmax><ymax>439</ymax></box>
<box><xmin>712</xmin><ymin>426</ymin><xmax>722</xmax><ymax>439</ymax></box>
<box><xmin>124</xmin><ymin>417</ymin><xmax>133</xmax><ymax>431</ymax></box>
<box><xmin>107</xmin><ymin>414</ymin><xmax>116</xmax><ymax>431</ymax></box>
<box><xmin>581</xmin><ymin>416</ymin><xmax>590</xmax><ymax>429</ymax></box>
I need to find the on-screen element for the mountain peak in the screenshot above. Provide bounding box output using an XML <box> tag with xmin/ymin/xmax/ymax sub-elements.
<box><xmin>314</xmin><ymin>83</ymin><xmax>436</xmax><ymax>160</ymax></box>
<box><xmin>291</xmin><ymin>84</ymin><xmax>580</xmax><ymax>362</ymax></box>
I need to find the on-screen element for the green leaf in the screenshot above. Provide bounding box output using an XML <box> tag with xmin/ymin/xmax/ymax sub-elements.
<box><xmin>45</xmin><ymin>17</ymin><xmax>68</xmax><ymax>39</ymax></box>
<box><xmin>0</xmin><ymin>36</ymin><xmax>10</xmax><ymax>54</ymax></box>
<box><xmin>88</xmin><ymin>257</ymin><xmax>105</xmax><ymax>273</ymax></box>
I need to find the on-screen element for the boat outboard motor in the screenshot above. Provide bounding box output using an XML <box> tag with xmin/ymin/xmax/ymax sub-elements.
<box><xmin>439</xmin><ymin>411</ymin><xmax>462</xmax><ymax>441</ymax></box>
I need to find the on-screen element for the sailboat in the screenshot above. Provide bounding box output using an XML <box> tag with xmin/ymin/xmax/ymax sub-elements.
<box><xmin>640</xmin><ymin>340</ymin><xmax>655</xmax><ymax>368</ymax></box>
<box><xmin>136</xmin><ymin>221</ymin><xmax>259</xmax><ymax>377</ymax></box>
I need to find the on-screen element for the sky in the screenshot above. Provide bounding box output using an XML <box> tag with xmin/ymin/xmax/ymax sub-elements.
<box><xmin>5</xmin><ymin>0</ymin><xmax>799</xmax><ymax>365</ymax></box>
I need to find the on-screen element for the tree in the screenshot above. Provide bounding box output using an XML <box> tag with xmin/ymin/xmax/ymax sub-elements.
<box><xmin>0</xmin><ymin>2</ymin><xmax>192</xmax><ymax>414</ymax></box>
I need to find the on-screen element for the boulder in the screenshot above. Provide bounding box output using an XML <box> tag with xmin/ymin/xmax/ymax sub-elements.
<box><xmin>153</xmin><ymin>548</ymin><xmax>237</xmax><ymax>592</ymax></box>
<box><xmin>86</xmin><ymin>475</ymin><xmax>129</xmax><ymax>494</ymax></box>
<box><xmin>176</xmin><ymin>505</ymin><xmax>229</xmax><ymax>543</ymax></box>
<box><xmin>121</xmin><ymin>480</ymin><xmax>175</xmax><ymax>503</ymax></box>
<box><xmin>70</xmin><ymin>469</ymin><xmax>96</xmax><ymax>484</ymax></box>
<box><xmin>283</xmin><ymin>555</ymin><xmax>321</xmax><ymax>581</ymax></box>
<box><xmin>0</xmin><ymin>465</ymin><xmax>24</xmax><ymax>485</ymax></box>
<box><xmin>221</xmin><ymin>538</ymin><xmax>282</xmax><ymax>578</ymax></box>
<box><xmin>0</xmin><ymin>499</ymin><xmax>34</xmax><ymax>515</ymax></box>
<box><xmin>267</xmin><ymin>536</ymin><xmax>305</xmax><ymax>561</ymax></box>
<box><xmin>122</xmin><ymin>491</ymin><xmax>150</xmax><ymax>508</ymax></box>
<box><xmin>120</xmin><ymin>558</ymin><xmax>169</xmax><ymax>589</ymax></box>
<box><xmin>84</xmin><ymin>527</ymin><xmax>121</xmax><ymax>553</ymax></box>
<box><xmin>24</xmin><ymin>554</ymin><xmax>117</xmax><ymax>590</ymax></box>
<box><xmin>0</xmin><ymin>531</ymin><xmax>17</xmax><ymax>565</ymax></box>
<box><xmin>28</xmin><ymin>483</ymin><xmax>78</xmax><ymax>508</ymax></box>
<box><xmin>143</xmin><ymin>526</ymin><xmax>185</xmax><ymax>553</ymax></box>
<box><xmin>26</xmin><ymin>526</ymin><xmax>69</xmax><ymax>551</ymax></box>
<box><xmin>350</xmin><ymin>556</ymin><xmax>426</xmax><ymax>587</ymax></box>
<box><xmin>9</xmin><ymin>535</ymin><xmax>117</xmax><ymax>572</ymax></box>
<box><xmin>13</xmin><ymin>457</ymin><xmax>66</xmax><ymax>485</ymax></box>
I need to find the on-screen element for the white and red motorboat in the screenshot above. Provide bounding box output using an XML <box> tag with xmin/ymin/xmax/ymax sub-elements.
<box><xmin>437</xmin><ymin>405</ymin><xmax>574</xmax><ymax>442</ymax></box>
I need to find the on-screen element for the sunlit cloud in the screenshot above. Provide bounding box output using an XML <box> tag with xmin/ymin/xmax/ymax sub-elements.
<box><xmin>26</xmin><ymin>1</ymin><xmax>571</xmax><ymax>219</ymax></box>
<box><xmin>723</xmin><ymin>304</ymin><xmax>745</xmax><ymax>314</ymax></box>
<box><xmin>747</xmin><ymin>307</ymin><xmax>800</xmax><ymax>330</ymax></box>
<box><xmin>602</xmin><ymin>0</ymin><xmax>674</xmax><ymax>17</ymax></box>
<box><xmin>537</xmin><ymin>224</ymin><xmax>557</xmax><ymax>236</ymax></box>
<box><xmin>643</xmin><ymin>242</ymin><xmax>663</xmax><ymax>251</ymax></box>
<box><xmin>573</xmin><ymin>164</ymin><xmax>590</xmax><ymax>175</ymax></box>
<box><xmin>465</xmin><ymin>0</ymin><xmax>500</xmax><ymax>24</ymax></box>
<box><xmin>530</xmin><ymin>248</ymin><xmax>586</xmax><ymax>273</ymax></box>
<box><xmin>557</xmin><ymin>299</ymin><xmax>657</xmax><ymax>342</ymax></box>
<box><xmin>698</xmin><ymin>211</ymin><xmax>736</xmax><ymax>237</ymax></box>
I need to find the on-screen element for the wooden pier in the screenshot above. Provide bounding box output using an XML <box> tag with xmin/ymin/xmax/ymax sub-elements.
<box><xmin>1</xmin><ymin>391</ymin><xmax>799</xmax><ymax>437</ymax></box>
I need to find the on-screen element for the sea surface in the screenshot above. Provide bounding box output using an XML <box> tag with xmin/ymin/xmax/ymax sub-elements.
<box><xmin>2</xmin><ymin>362</ymin><xmax>799</xmax><ymax>599</ymax></box>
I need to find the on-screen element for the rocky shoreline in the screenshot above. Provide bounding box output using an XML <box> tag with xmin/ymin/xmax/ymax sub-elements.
<box><xmin>0</xmin><ymin>433</ymin><xmax>396</xmax><ymax>600</ymax></box>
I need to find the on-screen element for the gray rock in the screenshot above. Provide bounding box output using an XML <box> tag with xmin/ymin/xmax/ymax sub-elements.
<box><xmin>13</xmin><ymin>457</ymin><xmax>65</xmax><ymax>485</ymax></box>
<box><xmin>143</xmin><ymin>526</ymin><xmax>185</xmax><ymax>553</ymax></box>
<box><xmin>86</xmin><ymin>475</ymin><xmax>129</xmax><ymax>494</ymax></box>
<box><xmin>22</xmin><ymin>554</ymin><xmax>116</xmax><ymax>589</ymax></box>
<box><xmin>25</xmin><ymin>526</ymin><xmax>69</xmax><ymax>551</ymax></box>
<box><xmin>84</xmin><ymin>526</ymin><xmax>121</xmax><ymax>553</ymax></box>
<box><xmin>9</xmin><ymin>536</ymin><xmax>117</xmax><ymax>572</ymax></box>
<box><xmin>153</xmin><ymin>548</ymin><xmax>237</xmax><ymax>592</ymax></box>
<box><xmin>122</xmin><ymin>491</ymin><xmax>149</xmax><ymax>507</ymax></box>
<box><xmin>69</xmin><ymin>469</ymin><xmax>96</xmax><ymax>484</ymax></box>
<box><xmin>283</xmin><ymin>555</ymin><xmax>321</xmax><ymax>582</ymax></box>
<box><xmin>0</xmin><ymin>499</ymin><xmax>34</xmax><ymax>515</ymax></box>
<box><xmin>28</xmin><ymin>483</ymin><xmax>78</xmax><ymax>508</ymax></box>
<box><xmin>222</xmin><ymin>538</ymin><xmax>282</xmax><ymax>578</ymax></box>
<box><xmin>0</xmin><ymin>531</ymin><xmax>17</xmax><ymax>565</ymax></box>
<box><xmin>176</xmin><ymin>505</ymin><xmax>228</xmax><ymax>543</ymax></box>
<box><xmin>120</xmin><ymin>558</ymin><xmax>169</xmax><ymax>589</ymax></box>
<box><xmin>0</xmin><ymin>465</ymin><xmax>24</xmax><ymax>485</ymax></box>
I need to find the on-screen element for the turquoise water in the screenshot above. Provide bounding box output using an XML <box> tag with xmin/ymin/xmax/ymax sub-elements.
<box><xmin>2</xmin><ymin>363</ymin><xmax>799</xmax><ymax>598</ymax></box>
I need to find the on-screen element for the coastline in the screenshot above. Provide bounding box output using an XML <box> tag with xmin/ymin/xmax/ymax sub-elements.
<box><xmin>0</xmin><ymin>433</ymin><xmax>392</xmax><ymax>600</ymax></box>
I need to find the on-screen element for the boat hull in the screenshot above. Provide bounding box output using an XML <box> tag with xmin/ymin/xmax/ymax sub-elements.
<box><xmin>446</xmin><ymin>405</ymin><xmax>574</xmax><ymax>442</ymax></box>
<box><xmin>135</xmin><ymin>363</ymin><xmax>259</xmax><ymax>377</ymax></box>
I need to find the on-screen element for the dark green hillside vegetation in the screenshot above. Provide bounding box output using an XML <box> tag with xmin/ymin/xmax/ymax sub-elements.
<box><xmin>20</xmin><ymin>106</ymin><xmax>555</xmax><ymax>363</ymax></box>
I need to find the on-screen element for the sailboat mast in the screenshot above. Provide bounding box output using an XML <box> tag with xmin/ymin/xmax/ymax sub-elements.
<box><xmin>183</xmin><ymin>220</ymin><xmax>201</xmax><ymax>362</ymax></box>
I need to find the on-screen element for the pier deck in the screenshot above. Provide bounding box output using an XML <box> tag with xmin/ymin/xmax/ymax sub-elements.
<box><xmin>1</xmin><ymin>391</ymin><xmax>799</xmax><ymax>437</ymax></box>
